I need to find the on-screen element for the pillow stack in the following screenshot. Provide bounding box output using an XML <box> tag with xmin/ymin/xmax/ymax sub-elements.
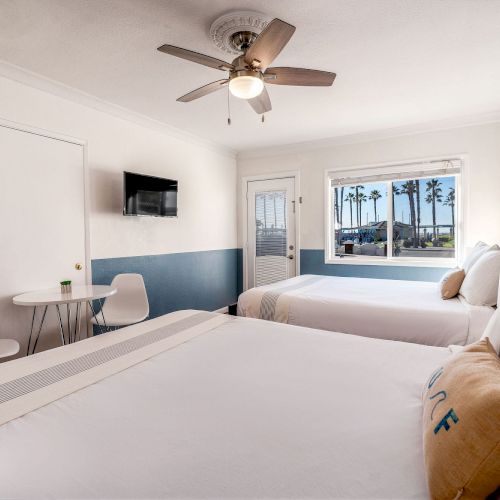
<box><xmin>459</xmin><ymin>242</ymin><xmax>500</xmax><ymax>306</ymax></box>
<box><xmin>422</xmin><ymin>339</ymin><xmax>500</xmax><ymax>499</ymax></box>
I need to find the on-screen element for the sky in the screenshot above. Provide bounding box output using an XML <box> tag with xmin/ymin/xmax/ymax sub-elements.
<box><xmin>334</xmin><ymin>176</ymin><xmax>455</xmax><ymax>228</ymax></box>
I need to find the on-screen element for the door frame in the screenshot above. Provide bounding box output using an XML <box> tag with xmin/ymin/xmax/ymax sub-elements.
<box><xmin>241</xmin><ymin>171</ymin><xmax>301</xmax><ymax>291</ymax></box>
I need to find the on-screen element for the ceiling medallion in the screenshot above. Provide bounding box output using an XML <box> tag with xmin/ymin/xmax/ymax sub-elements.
<box><xmin>209</xmin><ymin>11</ymin><xmax>272</xmax><ymax>55</ymax></box>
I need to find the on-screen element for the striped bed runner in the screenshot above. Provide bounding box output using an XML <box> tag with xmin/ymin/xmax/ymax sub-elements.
<box><xmin>0</xmin><ymin>310</ymin><xmax>230</xmax><ymax>426</ymax></box>
<box><xmin>259</xmin><ymin>276</ymin><xmax>323</xmax><ymax>321</ymax></box>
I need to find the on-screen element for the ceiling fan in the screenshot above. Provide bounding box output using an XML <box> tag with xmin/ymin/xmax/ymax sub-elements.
<box><xmin>157</xmin><ymin>18</ymin><xmax>336</xmax><ymax>116</ymax></box>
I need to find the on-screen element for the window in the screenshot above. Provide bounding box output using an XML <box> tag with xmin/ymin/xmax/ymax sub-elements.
<box><xmin>327</xmin><ymin>159</ymin><xmax>461</xmax><ymax>265</ymax></box>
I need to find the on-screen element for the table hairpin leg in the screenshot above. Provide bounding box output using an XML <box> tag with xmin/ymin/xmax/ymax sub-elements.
<box><xmin>56</xmin><ymin>305</ymin><xmax>66</xmax><ymax>346</ymax></box>
<box><xmin>98</xmin><ymin>298</ymin><xmax>109</xmax><ymax>332</ymax></box>
<box><xmin>30</xmin><ymin>305</ymin><xmax>48</xmax><ymax>355</ymax></box>
<box><xmin>56</xmin><ymin>303</ymin><xmax>85</xmax><ymax>345</ymax></box>
<box><xmin>74</xmin><ymin>302</ymin><xmax>82</xmax><ymax>342</ymax></box>
<box><xmin>88</xmin><ymin>300</ymin><xmax>104</xmax><ymax>335</ymax></box>
<box><xmin>67</xmin><ymin>303</ymin><xmax>72</xmax><ymax>344</ymax></box>
<box><xmin>26</xmin><ymin>306</ymin><xmax>37</xmax><ymax>356</ymax></box>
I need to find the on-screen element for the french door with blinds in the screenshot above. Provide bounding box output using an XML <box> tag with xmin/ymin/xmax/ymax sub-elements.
<box><xmin>246</xmin><ymin>177</ymin><xmax>297</xmax><ymax>289</ymax></box>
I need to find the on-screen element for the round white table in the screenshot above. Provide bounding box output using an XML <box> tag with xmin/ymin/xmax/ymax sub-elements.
<box><xmin>13</xmin><ymin>285</ymin><xmax>117</xmax><ymax>355</ymax></box>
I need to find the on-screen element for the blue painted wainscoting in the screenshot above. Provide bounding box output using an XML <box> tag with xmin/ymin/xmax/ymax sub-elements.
<box><xmin>92</xmin><ymin>249</ymin><xmax>239</xmax><ymax>320</ymax></box>
<box><xmin>300</xmin><ymin>249</ymin><xmax>450</xmax><ymax>282</ymax></box>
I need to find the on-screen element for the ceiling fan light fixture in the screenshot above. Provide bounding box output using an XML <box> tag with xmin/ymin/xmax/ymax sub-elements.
<box><xmin>229</xmin><ymin>73</ymin><xmax>264</xmax><ymax>99</ymax></box>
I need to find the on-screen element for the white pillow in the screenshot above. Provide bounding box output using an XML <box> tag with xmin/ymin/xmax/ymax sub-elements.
<box><xmin>480</xmin><ymin>309</ymin><xmax>500</xmax><ymax>355</ymax></box>
<box><xmin>460</xmin><ymin>250</ymin><xmax>500</xmax><ymax>306</ymax></box>
<box><xmin>462</xmin><ymin>241</ymin><xmax>498</xmax><ymax>272</ymax></box>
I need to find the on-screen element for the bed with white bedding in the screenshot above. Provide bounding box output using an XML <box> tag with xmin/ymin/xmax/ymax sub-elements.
<box><xmin>0</xmin><ymin>309</ymin><xmax>450</xmax><ymax>499</ymax></box>
<box><xmin>238</xmin><ymin>274</ymin><xmax>494</xmax><ymax>346</ymax></box>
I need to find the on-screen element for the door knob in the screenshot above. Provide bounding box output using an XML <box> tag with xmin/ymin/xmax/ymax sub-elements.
<box><xmin>75</xmin><ymin>263</ymin><xmax>83</xmax><ymax>270</ymax></box>
<box><xmin>287</xmin><ymin>255</ymin><xmax>294</xmax><ymax>260</ymax></box>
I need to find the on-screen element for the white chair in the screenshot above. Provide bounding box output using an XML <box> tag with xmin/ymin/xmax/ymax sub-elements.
<box><xmin>91</xmin><ymin>274</ymin><xmax>149</xmax><ymax>331</ymax></box>
<box><xmin>0</xmin><ymin>339</ymin><xmax>20</xmax><ymax>359</ymax></box>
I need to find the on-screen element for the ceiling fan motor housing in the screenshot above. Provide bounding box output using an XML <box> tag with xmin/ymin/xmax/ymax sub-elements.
<box><xmin>229</xmin><ymin>31</ymin><xmax>257</xmax><ymax>52</ymax></box>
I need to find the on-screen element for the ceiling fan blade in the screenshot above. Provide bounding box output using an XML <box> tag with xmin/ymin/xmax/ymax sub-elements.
<box><xmin>157</xmin><ymin>45</ymin><xmax>234</xmax><ymax>71</ymax></box>
<box><xmin>247</xmin><ymin>86</ymin><xmax>272</xmax><ymax>114</ymax></box>
<box><xmin>265</xmin><ymin>67</ymin><xmax>336</xmax><ymax>86</ymax></box>
<box><xmin>177</xmin><ymin>79</ymin><xmax>229</xmax><ymax>102</ymax></box>
<box><xmin>244</xmin><ymin>19</ymin><xmax>296</xmax><ymax>71</ymax></box>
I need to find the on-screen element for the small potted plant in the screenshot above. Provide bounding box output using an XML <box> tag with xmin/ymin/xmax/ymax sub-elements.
<box><xmin>60</xmin><ymin>280</ymin><xmax>72</xmax><ymax>294</ymax></box>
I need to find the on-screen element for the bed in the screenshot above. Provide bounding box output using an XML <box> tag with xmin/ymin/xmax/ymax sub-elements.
<box><xmin>0</xmin><ymin>309</ymin><xmax>452</xmax><ymax>499</ymax></box>
<box><xmin>238</xmin><ymin>274</ymin><xmax>495</xmax><ymax>346</ymax></box>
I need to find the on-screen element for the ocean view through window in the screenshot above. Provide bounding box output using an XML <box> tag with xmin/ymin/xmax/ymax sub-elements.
<box><xmin>327</xmin><ymin>159</ymin><xmax>461</xmax><ymax>264</ymax></box>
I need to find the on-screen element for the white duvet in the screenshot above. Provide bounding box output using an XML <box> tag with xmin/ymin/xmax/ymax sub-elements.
<box><xmin>0</xmin><ymin>311</ymin><xmax>450</xmax><ymax>499</ymax></box>
<box><xmin>238</xmin><ymin>274</ymin><xmax>494</xmax><ymax>346</ymax></box>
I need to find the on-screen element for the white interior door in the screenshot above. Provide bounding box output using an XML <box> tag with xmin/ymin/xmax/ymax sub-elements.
<box><xmin>0</xmin><ymin>124</ymin><xmax>87</xmax><ymax>356</ymax></box>
<box><xmin>247</xmin><ymin>177</ymin><xmax>297</xmax><ymax>289</ymax></box>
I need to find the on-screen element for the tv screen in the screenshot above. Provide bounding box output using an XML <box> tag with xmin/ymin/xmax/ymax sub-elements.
<box><xmin>123</xmin><ymin>171</ymin><xmax>178</xmax><ymax>217</ymax></box>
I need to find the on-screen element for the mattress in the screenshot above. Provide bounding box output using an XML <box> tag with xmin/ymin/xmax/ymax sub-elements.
<box><xmin>238</xmin><ymin>274</ymin><xmax>494</xmax><ymax>346</ymax></box>
<box><xmin>0</xmin><ymin>310</ymin><xmax>450</xmax><ymax>499</ymax></box>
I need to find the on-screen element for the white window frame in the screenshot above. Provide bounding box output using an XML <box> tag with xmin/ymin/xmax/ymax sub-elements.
<box><xmin>324</xmin><ymin>155</ymin><xmax>467</xmax><ymax>267</ymax></box>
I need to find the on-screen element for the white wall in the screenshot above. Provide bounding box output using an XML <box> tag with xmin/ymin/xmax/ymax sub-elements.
<box><xmin>238</xmin><ymin>122</ymin><xmax>500</xmax><ymax>252</ymax></box>
<box><xmin>0</xmin><ymin>75</ymin><xmax>237</xmax><ymax>356</ymax></box>
<box><xmin>0</xmin><ymin>76</ymin><xmax>237</xmax><ymax>261</ymax></box>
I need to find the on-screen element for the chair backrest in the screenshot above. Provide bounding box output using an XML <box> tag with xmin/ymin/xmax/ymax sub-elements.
<box><xmin>104</xmin><ymin>273</ymin><xmax>149</xmax><ymax>318</ymax></box>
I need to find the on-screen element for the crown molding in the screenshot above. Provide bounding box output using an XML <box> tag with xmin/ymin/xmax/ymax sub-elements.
<box><xmin>237</xmin><ymin>110</ymin><xmax>500</xmax><ymax>161</ymax></box>
<box><xmin>0</xmin><ymin>60</ymin><xmax>236</xmax><ymax>159</ymax></box>
<box><xmin>3</xmin><ymin>59</ymin><xmax>499</xmax><ymax>162</ymax></box>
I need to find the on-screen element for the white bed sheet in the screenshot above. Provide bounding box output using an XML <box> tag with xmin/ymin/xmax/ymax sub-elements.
<box><xmin>238</xmin><ymin>275</ymin><xmax>494</xmax><ymax>346</ymax></box>
<box><xmin>0</xmin><ymin>311</ymin><xmax>450</xmax><ymax>499</ymax></box>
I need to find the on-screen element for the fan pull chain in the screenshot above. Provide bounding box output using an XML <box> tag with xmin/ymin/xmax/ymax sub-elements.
<box><xmin>262</xmin><ymin>114</ymin><xmax>265</xmax><ymax>124</ymax></box>
<box><xmin>227</xmin><ymin>87</ymin><xmax>231</xmax><ymax>126</ymax></box>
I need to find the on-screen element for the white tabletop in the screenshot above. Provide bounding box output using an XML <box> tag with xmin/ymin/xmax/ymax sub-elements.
<box><xmin>13</xmin><ymin>285</ymin><xmax>117</xmax><ymax>306</ymax></box>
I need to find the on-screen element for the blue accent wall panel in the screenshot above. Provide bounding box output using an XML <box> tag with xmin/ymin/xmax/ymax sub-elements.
<box><xmin>92</xmin><ymin>249</ymin><xmax>238</xmax><ymax>320</ymax></box>
<box><xmin>300</xmin><ymin>249</ymin><xmax>450</xmax><ymax>282</ymax></box>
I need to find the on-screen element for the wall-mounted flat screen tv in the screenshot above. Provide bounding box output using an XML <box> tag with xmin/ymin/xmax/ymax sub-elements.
<box><xmin>123</xmin><ymin>171</ymin><xmax>178</xmax><ymax>217</ymax></box>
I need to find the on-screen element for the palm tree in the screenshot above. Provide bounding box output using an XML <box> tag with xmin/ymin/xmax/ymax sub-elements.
<box><xmin>333</xmin><ymin>186</ymin><xmax>345</xmax><ymax>246</ymax></box>
<box><xmin>392</xmin><ymin>185</ymin><xmax>400</xmax><ymax>221</ymax></box>
<box><xmin>443</xmin><ymin>187</ymin><xmax>455</xmax><ymax>237</ymax></box>
<box><xmin>357</xmin><ymin>193</ymin><xmax>368</xmax><ymax>225</ymax></box>
<box><xmin>425</xmin><ymin>179</ymin><xmax>443</xmax><ymax>239</ymax></box>
<box><xmin>354</xmin><ymin>185</ymin><xmax>364</xmax><ymax>227</ymax></box>
<box><xmin>369</xmin><ymin>190</ymin><xmax>382</xmax><ymax>222</ymax></box>
<box><xmin>400</xmin><ymin>180</ymin><xmax>417</xmax><ymax>247</ymax></box>
<box><xmin>415</xmin><ymin>180</ymin><xmax>421</xmax><ymax>246</ymax></box>
<box><xmin>345</xmin><ymin>192</ymin><xmax>356</xmax><ymax>228</ymax></box>
<box><xmin>339</xmin><ymin>186</ymin><xmax>344</xmax><ymax>232</ymax></box>
<box><xmin>334</xmin><ymin>187</ymin><xmax>340</xmax><ymax>226</ymax></box>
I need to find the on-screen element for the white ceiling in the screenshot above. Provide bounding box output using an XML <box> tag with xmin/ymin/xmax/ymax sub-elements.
<box><xmin>1</xmin><ymin>0</ymin><xmax>500</xmax><ymax>152</ymax></box>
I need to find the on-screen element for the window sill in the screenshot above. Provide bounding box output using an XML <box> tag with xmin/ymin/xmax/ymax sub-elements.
<box><xmin>324</xmin><ymin>256</ymin><xmax>456</xmax><ymax>268</ymax></box>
